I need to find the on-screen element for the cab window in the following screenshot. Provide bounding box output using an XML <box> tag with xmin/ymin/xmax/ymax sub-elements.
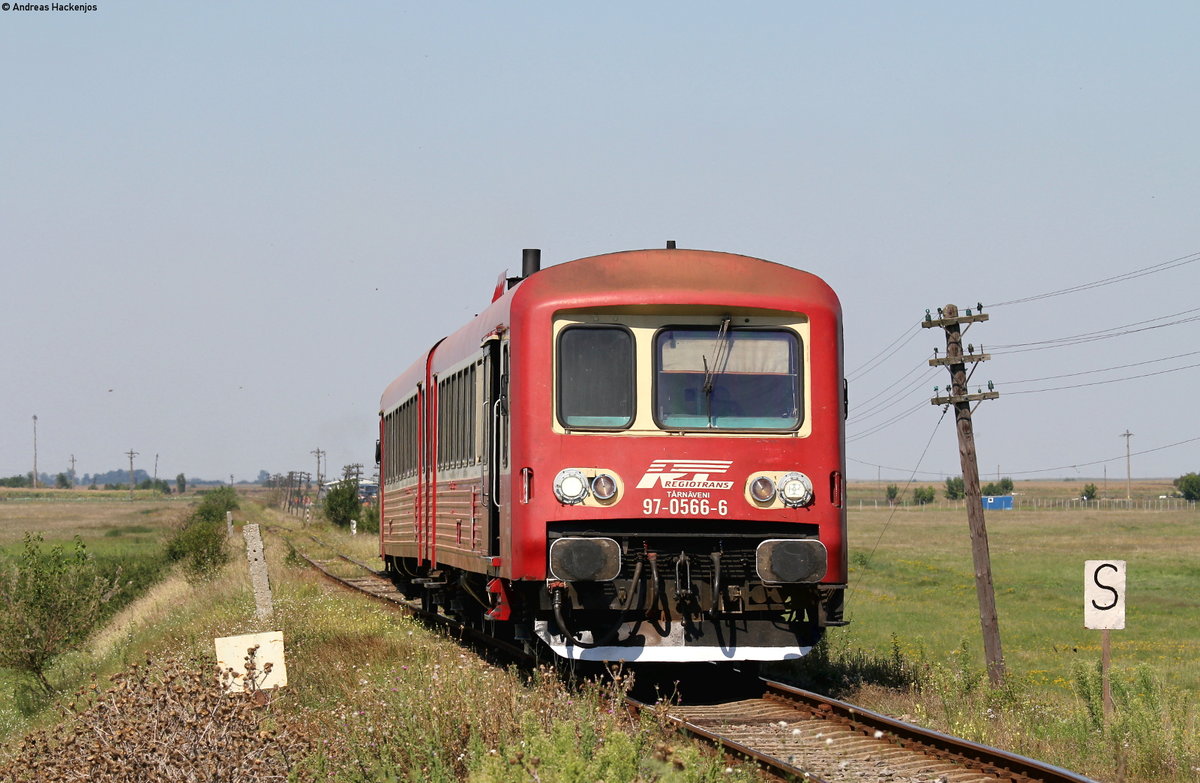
<box><xmin>558</xmin><ymin>326</ymin><xmax>635</xmax><ymax>429</ymax></box>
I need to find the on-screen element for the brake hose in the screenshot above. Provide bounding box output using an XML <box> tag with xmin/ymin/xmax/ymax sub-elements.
<box><xmin>552</xmin><ymin>561</ymin><xmax>644</xmax><ymax>649</ymax></box>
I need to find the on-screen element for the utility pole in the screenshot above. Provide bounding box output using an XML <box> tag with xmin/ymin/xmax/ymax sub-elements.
<box><xmin>31</xmin><ymin>415</ymin><xmax>38</xmax><ymax>489</ymax></box>
<box><xmin>925</xmin><ymin>303</ymin><xmax>1006</xmax><ymax>686</ymax></box>
<box><xmin>1121</xmin><ymin>430</ymin><xmax>1133</xmax><ymax>501</ymax></box>
<box><xmin>126</xmin><ymin>449</ymin><xmax>138</xmax><ymax>501</ymax></box>
<box><xmin>312</xmin><ymin>448</ymin><xmax>325</xmax><ymax>489</ymax></box>
<box><xmin>69</xmin><ymin>453</ymin><xmax>77</xmax><ymax>485</ymax></box>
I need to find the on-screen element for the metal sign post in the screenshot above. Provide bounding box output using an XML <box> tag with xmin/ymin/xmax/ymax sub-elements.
<box><xmin>1084</xmin><ymin>560</ymin><xmax>1126</xmax><ymax>718</ymax></box>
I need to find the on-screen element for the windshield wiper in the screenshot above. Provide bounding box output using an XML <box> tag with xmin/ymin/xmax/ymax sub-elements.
<box><xmin>701</xmin><ymin>315</ymin><xmax>733</xmax><ymax>427</ymax></box>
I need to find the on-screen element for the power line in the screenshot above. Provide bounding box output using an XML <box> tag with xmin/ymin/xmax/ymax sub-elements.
<box><xmin>999</xmin><ymin>349</ymin><xmax>1200</xmax><ymax>385</ymax></box>
<box><xmin>990</xmin><ymin>306</ymin><xmax>1200</xmax><ymax>353</ymax></box>
<box><xmin>1004</xmin><ymin>434</ymin><xmax>1200</xmax><ymax>477</ymax></box>
<box><xmin>851</xmin><ymin>362</ymin><xmax>939</xmax><ymax>413</ymax></box>
<box><xmin>848</xmin><ymin>456</ymin><xmax>946</xmax><ymax>478</ymax></box>
<box><xmin>1004</xmin><ymin>361</ymin><xmax>1200</xmax><ymax>395</ymax></box>
<box><xmin>847</xmin><ymin>322</ymin><xmax>922</xmax><ymax>381</ymax></box>
<box><xmin>846</xmin><ymin>399</ymin><xmax>928</xmax><ymax>443</ymax></box>
<box><xmin>989</xmin><ymin>249</ymin><xmax>1200</xmax><ymax>308</ymax></box>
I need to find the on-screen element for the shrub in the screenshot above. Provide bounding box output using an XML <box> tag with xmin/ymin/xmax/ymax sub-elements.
<box><xmin>323</xmin><ymin>481</ymin><xmax>360</xmax><ymax>529</ymax></box>
<box><xmin>164</xmin><ymin>517</ymin><xmax>228</xmax><ymax>578</ymax></box>
<box><xmin>1174</xmin><ymin>472</ymin><xmax>1200</xmax><ymax>501</ymax></box>
<box><xmin>0</xmin><ymin>534</ymin><xmax>122</xmax><ymax>692</ymax></box>
<box><xmin>193</xmin><ymin>485</ymin><xmax>239</xmax><ymax>523</ymax></box>
<box><xmin>359</xmin><ymin>502</ymin><xmax>379</xmax><ymax>533</ymax></box>
<box><xmin>944</xmin><ymin>476</ymin><xmax>965</xmax><ymax>500</ymax></box>
<box><xmin>913</xmin><ymin>486</ymin><xmax>936</xmax><ymax>505</ymax></box>
<box><xmin>164</xmin><ymin>488</ymin><xmax>238</xmax><ymax>579</ymax></box>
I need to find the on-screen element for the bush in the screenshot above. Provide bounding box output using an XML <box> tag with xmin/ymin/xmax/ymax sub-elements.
<box><xmin>323</xmin><ymin>481</ymin><xmax>361</xmax><ymax>529</ymax></box>
<box><xmin>164</xmin><ymin>517</ymin><xmax>228</xmax><ymax>578</ymax></box>
<box><xmin>1174</xmin><ymin>472</ymin><xmax>1200</xmax><ymax>501</ymax></box>
<box><xmin>164</xmin><ymin>488</ymin><xmax>238</xmax><ymax>578</ymax></box>
<box><xmin>913</xmin><ymin>486</ymin><xmax>936</xmax><ymax>505</ymax></box>
<box><xmin>359</xmin><ymin>502</ymin><xmax>379</xmax><ymax>533</ymax></box>
<box><xmin>944</xmin><ymin>476</ymin><xmax>965</xmax><ymax>500</ymax></box>
<box><xmin>193</xmin><ymin>485</ymin><xmax>239</xmax><ymax>523</ymax></box>
<box><xmin>0</xmin><ymin>534</ymin><xmax>122</xmax><ymax>692</ymax></box>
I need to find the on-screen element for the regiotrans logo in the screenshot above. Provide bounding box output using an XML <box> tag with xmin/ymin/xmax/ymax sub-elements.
<box><xmin>2</xmin><ymin>3</ymin><xmax>100</xmax><ymax>11</ymax></box>
<box><xmin>635</xmin><ymin>459</ymin><xmax>735</xmax><ymax>490</ymax></box>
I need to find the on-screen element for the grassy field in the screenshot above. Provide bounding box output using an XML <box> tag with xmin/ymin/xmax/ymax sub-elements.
<box><xmin>1</xmin><ymin>501</ymin><xmax>764</xmax><ymax>782</ymax></box>
<box><xmin>848</xmin><ymin>477</ymin><xmax>1188</xmax><ymax>506</ymax></box>
<box><xmin>831</xmin><ymin>503</ymin><xmax>1199</xmax><ymax>691</ymax></box>
<box><xmin>2</xmin><ymin>494</ymin><xmax>1197</xmax><ymax>781</ymax></box>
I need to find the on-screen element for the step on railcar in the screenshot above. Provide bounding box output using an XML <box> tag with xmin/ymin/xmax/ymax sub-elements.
<box><xmin>378</xmin><ymin>247</ymin><xmax>847</xmax><ymax>662</ymax></box>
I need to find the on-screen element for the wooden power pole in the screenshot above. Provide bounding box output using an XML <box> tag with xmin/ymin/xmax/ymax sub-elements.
<box><xmin>1121</xmin><ymin>430</ymin><xmax>1133</xmax><ymax>501</ymax></box>
<box><xmin>925</xmin><ymin>303</ymin><xmax>1006</xmax><ymax>686</ymax></box>
<box><xmin>126</xmin><ymin>449</ymin><xmax>139</xmax><ymax>502</ymax></box>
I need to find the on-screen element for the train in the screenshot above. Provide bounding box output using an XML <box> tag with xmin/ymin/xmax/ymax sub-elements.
<box><xmin>377</xmin><ymin>246</ymin><xmax>847</xmax><ymax>663</ymax></box>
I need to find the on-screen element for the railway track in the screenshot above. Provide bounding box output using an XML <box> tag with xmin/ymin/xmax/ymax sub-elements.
<box><xmin>289</xmin><ymin>533</ymin><xmax>1098</xmax><ymax>783</ymax></box>
<box><xmin>643</xmin><ymin>681</ymin><xmax>1099</xmax><ymax>783</ymax></box>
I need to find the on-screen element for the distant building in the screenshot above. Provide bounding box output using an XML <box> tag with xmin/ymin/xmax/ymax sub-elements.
<box><xmin>983</xmin><ymin>495</ymin><xmax>1014</xmax><ymax>510</ymax></box>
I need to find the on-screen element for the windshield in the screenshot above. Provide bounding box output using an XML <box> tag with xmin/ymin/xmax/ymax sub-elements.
<box><xmin>654</xmin><ymin>327</ymin><xmax>801</xmax><ymax>430</ymax></box>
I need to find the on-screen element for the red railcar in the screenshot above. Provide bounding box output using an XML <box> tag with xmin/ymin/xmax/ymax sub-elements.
<box><xmin>378</xmin><ymin>247</ymin><xmax>846</xmax><ymax>662</ymax></box>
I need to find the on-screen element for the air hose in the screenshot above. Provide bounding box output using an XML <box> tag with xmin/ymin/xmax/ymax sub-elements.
<box><xmin>552</xmin><ymin>560</ymin><xmax>644</xmax><ymax>649</ymax></box>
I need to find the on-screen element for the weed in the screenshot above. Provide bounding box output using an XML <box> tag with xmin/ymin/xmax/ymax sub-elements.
<box><xmin>0</xmin><ymin>652</ymin><xmax>310</xmax><ymax>781</ymax></box>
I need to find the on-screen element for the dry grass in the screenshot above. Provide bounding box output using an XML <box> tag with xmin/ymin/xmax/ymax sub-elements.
<box><xmin>0</xmin><ymin>500</ymin><xmax>180</xmax><ymax>546</ymax></box>
<box><xmin>86</xmin><ymin>572</ymin><xmax>194</xmax><ymax>662</ymax></box>
<box><xmin>0</xmin><ymin>652</ymin><xmax>310</xmax><ymax>782</ymax></box>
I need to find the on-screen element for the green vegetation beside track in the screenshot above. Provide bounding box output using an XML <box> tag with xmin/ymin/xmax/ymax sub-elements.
<box><xmin>0</xmin><ymin>495</ymin><xmax>1196</xmax><ymax>781</ymax></box>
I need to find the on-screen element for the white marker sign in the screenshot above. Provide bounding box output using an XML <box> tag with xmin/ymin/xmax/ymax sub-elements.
<box><xmin>1084</xmin><ymin>560</ymin><xmax>1126</xmax><ymax>630</ymax></box>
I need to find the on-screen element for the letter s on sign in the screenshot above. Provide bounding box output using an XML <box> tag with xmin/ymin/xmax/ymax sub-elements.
<box><xmin>1083</xmin><ymin>560</ymin><xmax>1126</xmax><ymax>631</ymax></box>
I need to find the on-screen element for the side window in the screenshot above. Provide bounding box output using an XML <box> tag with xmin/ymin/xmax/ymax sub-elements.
<box><xmin>557</xmin><ymin>326</ymin><xmax>635</xmax><ymax>429</ymax></box>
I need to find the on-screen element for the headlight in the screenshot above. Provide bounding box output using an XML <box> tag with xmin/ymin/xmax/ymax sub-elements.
<box><xmin>590</xmin><ymin>473</ymin><xmax>618</xmax><ymax>501</ymax></box>
<box><xmin>749</xmin><ymin>476</ymin><xmax>777</xmax><ymax>503</ymax></box>
<box><xmin>778</xmin><ymin>472</ymin><xmax>814</xmax><ymax>507</ymax></box>
<box><xmin>553</xmin><ymin>468</ymin><xmax>589</xmax><ymax>505</ymax></box>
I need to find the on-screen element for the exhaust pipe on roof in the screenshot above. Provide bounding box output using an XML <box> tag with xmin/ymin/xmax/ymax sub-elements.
<box><xmin>522</xmin><ymin>248</ymin><xmax>541</xmax><ymax>278</ymax></box>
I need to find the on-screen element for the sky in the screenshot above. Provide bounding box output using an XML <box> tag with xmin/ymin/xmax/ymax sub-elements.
<box><xmin>2</xmin><ymin>2</ymin><xmax>1197</xmax><ymax>485</ymax></box>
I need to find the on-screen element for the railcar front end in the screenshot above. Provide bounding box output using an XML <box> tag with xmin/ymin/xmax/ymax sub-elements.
<box><xmin>378</xmin><ymin>247</ymin><xmax>846</xmax><ymax>663</ymax></box>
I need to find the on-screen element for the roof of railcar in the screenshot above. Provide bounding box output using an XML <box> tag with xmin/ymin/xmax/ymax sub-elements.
<box><xmin>379</xmin><ymin>248</ymin><xmax>839</xmax><ymax>413</ymax></box>
<box><xmin>513</xmin><ymin>248</ymin><xmax>841</xmax><ymax>313</ymax></box>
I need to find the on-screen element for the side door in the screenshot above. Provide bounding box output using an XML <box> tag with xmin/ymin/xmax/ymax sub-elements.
<box><xmin>481</xmin><ymin>335</ymin><xmax>508</xmax><ymax>557</ymax></box>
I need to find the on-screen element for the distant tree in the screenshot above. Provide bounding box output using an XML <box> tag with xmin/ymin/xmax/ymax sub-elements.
<box><xmin>944</xmin><ymin>476</ymin><xmax>965</xmax><ymax>500</ymax></box>
<box><xmin>256</xmin><ymin>470</ymin><xmax>271</xmax><ymax>484</ymax></box>
<box><xmin>1081</xmin><ymin>483</ymin><xmax>1098</xmax><ymax>501</ymax></box>
<box><xmin>982</xmin><ymin>477</ymin><xmax>1014</xmax><ymax>496</ymax></box>
<box><xmin>913</xmin><ymin>486</ymin><xmax>936</xmax><ymax>505</ymax></box>
<box><xmin>176</xmin><ymin>473</ymin><xmax>187</xmax><ymax>495</ymax></box>
<box><xmin>324</xmin><ymin>481</ymin><xmax>361</xmax><ymax>529</ymax></box>
<box><xmin>55</xmin><ymin>473</ymin><xmax>70</xmax><ymax>489</ymax></box>
<box><xmin>885</xmin><ymin>484</ymin><xmax>899</xmax><ymax>505</ymax></box>
<box><xmin>0</xmin><ymin>475</ymin><xmax>31</xmax><ymax>488</ymax></box>
<box><xmin>0</xmin><ymin>534</ymin><xmax>121</xmax><ymax>691</ymax></box>
<box><xmin>1174</xmin><ymin>473</ymin><xmax>1200</xmax><ymax>501</ymax></box>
